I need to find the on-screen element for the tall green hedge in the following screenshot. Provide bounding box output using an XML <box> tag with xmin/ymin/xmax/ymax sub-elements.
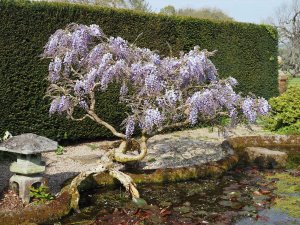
<box><xmin>0</xmin><ymin>0</ymin><xmax>278</xmax><ymax>141</ymax></box>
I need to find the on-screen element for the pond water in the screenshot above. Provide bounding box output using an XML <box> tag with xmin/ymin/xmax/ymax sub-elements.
<box><xmin>46</xmin><ymin>146</ymin><xmax>300</xmax><ymax>225</ymax></box>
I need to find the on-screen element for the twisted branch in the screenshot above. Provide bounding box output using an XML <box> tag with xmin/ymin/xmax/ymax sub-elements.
<box><xmin>87</xmin><ymin>88</ymin><xmax>127</xmax><ymax>140</ymax></box>
<box><xmin>114</xmin><ymin>135</ymin><xmax>148</xmax><ymax>163</ymax></box>
<box><xmin>70</xmin><ymin>114</ymin><xmax>92</xmax><ymax>121</ymax></box>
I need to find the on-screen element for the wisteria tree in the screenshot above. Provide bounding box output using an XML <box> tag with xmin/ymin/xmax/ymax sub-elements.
<box><xmin>42</xmin><ymin>23</ymin><xmax>270</xmax><ymax>209</ymax></box>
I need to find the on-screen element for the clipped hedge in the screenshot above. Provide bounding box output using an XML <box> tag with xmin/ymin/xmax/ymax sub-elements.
<box><xmin>0</xmin><ymin>0</ymin><xmax>278</xmax><ymax>141</ymax></box>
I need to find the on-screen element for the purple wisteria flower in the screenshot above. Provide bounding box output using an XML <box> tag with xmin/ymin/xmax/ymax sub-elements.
<box><xmin>88</xmin><ymin>24</ymin><xmax>103</xmax><ymax>37</ymax></box>
<box><xmin>43</xmin><ymin>29</ymin><xmax>66</xmax><ymax>57</ymax></box>
<box><xmin>141</xmin><ymin>108</ymin><xmax>163</xmax><ymax>132</ymax></box>
<box><xmin>43</xmin><ymin>23</ymin><xmax>271</xmax><ymax>135</ymax></box>
<box><xmin>150</xmin><ymin>53</ymin><xmax>161</xmax><ymax>65</ymax></box>
<box><xmin>49</xmin><ymin>99</ymin><xmax>60</xmax><ymax>114</ymax></box>
<box><xmin>74</xmin><ymin>80</ymin><xmax>86</xmax><ymax>96</ymax></box>
<box><xmin>125</xmin><ymin>116</ymin><xmax>135</xmax><ymax>139</ymax></box>
<box><xmin>185</xmin><ymin>54</ymin><xmax>206</xmax><ymax>83</ymax></box>
<box><xmin>242</xmin><ymin>97</ymin><xmax>257</xmax><ymax>123</ymax></box>
<box><xmin>144</xmin><ymin>72</ymin><xmax>162</xmax><ymax>94</ymax></box>
<box><xmin>257</xmin><ymin>97</ymin><xmax>270</xmax><ymax>116</ymax></box>
<box><xmin>49</xmin><ymin>56</ymin><xmax>62</xmax><ymax>83</ymax></box>
<box><xmin>164</xmin><ymin>89</ymin><xmax>180</xmax><ymax>106</ymax></box>
<box><xmin>161</xmin><ymin>57</ymin><xmax>181</xmax><ymax>75</ymax></box>
<box><xmin>227</xmin><ymin>77</ymin><xmax>238</xmax><ymax>86</ymax></box>
<box><xmin>188</xmin><ymin>90</ymin><xmax>219</xmax><ymax>124</ymax></box>
<box><xmin>211</xmin><ymin>82</ymin><xmax>241</xmax><ymax>112</ymax></box>
<box><xmin>101</xmin><ymin>67</ymin><xmax>117</xmax><ymax>90</ymax></box>
<box><xmin>98</xmin><ymin>52</ymin><xmax>113</xmax><ymax>71</ymax></box>
<box><xmin>86</xmin><ymin>44</ymin><xmax>105</xmax><ymax>68</ymax></box>
<box><xmin>49</xmin><ymin>96</ymin><xmax>70</xmax><ymax>114</ymax></box>
<box><xmin>178</xmin><ymin>49</ymin><xmax>218</xmax><ymax>87</ymax></box>
<box><xmin>130</xmin><ymin>63</ymin><xmax>144</xmax><ymax>83</ymax></box>
<box><xmin>206</xmin><ymin>62</ymin><xmax>218</xmax><ymax>81</ymax></box>
<box><xmin>109</xmin><ymin>37</ymin><xmax>130</xmax><ymax>59</ymax></box>
<box><xmin>120</xmin><ymin>82</ymin><xmax>129</xmax><ymax>96</ymax></box>
<box><xmin>83</xmin><ymin>68</ymin><xmax>97</xmax><ymax>92</ymax></box>
<box><xmin>79</xmin><ymin>100</ymin><xmax>88</xmax><ymax>109</ymax></box>
<box><xmin>63</xmin><ymin>51</ymin><xmax>75</xmax><ymax>68</ymax></box>
<box><xmin>71</xmin><ymin>27</ymin><xmax>90</xmax><ymax>57</ymax></box>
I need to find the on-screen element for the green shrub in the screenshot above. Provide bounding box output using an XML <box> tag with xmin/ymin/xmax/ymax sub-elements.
<box><xmin>288</xmin><ymin>77</ymin><xmax>300</xmax><ymax>88</ymax></box>
<box><xmin>55</xmin><ymin>145</ymin><xmax>65</xmax><ymax>155</ymax></box>
<box><xmin>264</xmin><ymin>87</ymin><xmax>300</xmax><ymax>134</ymax></box>
<box><xmin>276</xmin><ymin>121</ymin><xmax>300</xmax><ymax>135</ymax></box>
<box><xmin>0</xmin><ymin>0</ymin><xmax>278</xmax><ymax>141</ymax></box>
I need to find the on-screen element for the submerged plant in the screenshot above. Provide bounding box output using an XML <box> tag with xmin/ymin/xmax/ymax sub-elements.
<box><xmin>267</xmin><ymin>173</ymin><xmax>300</xmax><ymax>218</ymax></box>
<box><xmin>42</xmin><ymin>23</ymin><xmax>270</xmax><ymax>210</ymax></box>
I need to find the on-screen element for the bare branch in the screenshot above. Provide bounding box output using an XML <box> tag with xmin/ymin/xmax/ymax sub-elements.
<box><xmin>157</xmin><ymin>120</ymin><xmax>190</xmax><ymax>133</ymax></box>
<box><xmin>88</xmin><ymin>110</ymin><xmax>127</xmax><ymax>139</ymax></box>
<box><xmin>70</xmin><ymin>114</ymin><xmax>91</xmax><ymax>121</ymax></box>
<box><xmin>131</xmin><ymin>32</ymin><xmax>143</xmax><ymax>46</ymax></box>
<box><xmin>90</xmin><ymin>83</ymin><xmax>101</xmax><ymax>111</ymax></box>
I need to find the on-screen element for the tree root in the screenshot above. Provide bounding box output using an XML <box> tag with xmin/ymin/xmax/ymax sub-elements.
<box><xmin>67</xmin><ymin>163</ymin><xmax>140</xmax><ymax>212</ymax></box>
<box><xmin>109</xmin><ymin>168</ymin><xmax>140</xmax><ymax>199</ymax></box>
<box><xmin>68</xmin><ymin>164</ymin><xmax>107</xmax><ymax>211</ymax></box>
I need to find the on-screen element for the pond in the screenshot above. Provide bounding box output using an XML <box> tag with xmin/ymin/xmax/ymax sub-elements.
<box><xmin>50</xmin><ymin>146</ymin><xmax>300</xmax><ymax>225</ymax></box>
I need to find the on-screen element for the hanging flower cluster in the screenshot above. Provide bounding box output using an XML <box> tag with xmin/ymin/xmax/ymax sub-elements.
<box><xmin>43</xmin><ymin>23</ymin><xmax>270</xmax><ymax>138</ymax></box>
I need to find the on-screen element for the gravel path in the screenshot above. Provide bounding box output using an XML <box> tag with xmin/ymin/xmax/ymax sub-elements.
<box><xmin>0</xmin><ymin>125</ymin><xmax>268</xmax><ymax>194</ymax></box>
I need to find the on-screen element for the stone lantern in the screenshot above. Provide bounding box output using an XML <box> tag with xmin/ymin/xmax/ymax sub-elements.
<box><xmin>0</xmin><ymin>133</ymin><xmax>57</xmax><ymax>203</ymax></box>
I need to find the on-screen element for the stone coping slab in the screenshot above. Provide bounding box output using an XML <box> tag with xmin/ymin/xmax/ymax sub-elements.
<box><xmin>227</xmin><ymin>135</ymin><xmax>300</xmax><ymax>148</ymax></box>
<box><xmin>141</xmin><ymin>137</ymin><xmax>233</xmax><ymax>170</ymax></box>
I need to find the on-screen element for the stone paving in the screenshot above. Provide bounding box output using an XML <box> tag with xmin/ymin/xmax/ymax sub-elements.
<box><xmin>0</xmin><ymin>125</ymin><xmax>268</xmax><ymax>194</ymax></box>
<box><xmin>142</xmin><ymin>136</ymin><xmax>231</xmax><ymax>170</ymax></box>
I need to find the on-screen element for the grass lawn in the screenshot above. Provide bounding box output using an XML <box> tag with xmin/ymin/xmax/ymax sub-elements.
<box><xmin>288</xmin><ymin>77</ymin><xmax>300</xmax><ymax>87</ymax></box>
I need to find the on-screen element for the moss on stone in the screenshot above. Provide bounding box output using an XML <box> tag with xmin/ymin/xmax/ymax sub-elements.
<box><xmin>0</xmin><ymin>192</ymin><xmax>72</xmax><ymax>225</ymax></box>
<box><xmin>227</xmin><ymin>135</ymin><xmax>300</xmax><ymax>149</ymax></box>
<box><xmin>93</xmin><ymin>155</ymin><xmax>238</xmax><ymax>186</ymax></box>
<box><xmin>286</xmin><ymin>153</ymin><xmax>300</xmax><ymax>169</ymax></box>
<box><xmin>267</xmin><ymin>173</ymin><xmax>300</xmax><ymax>218</ymax></box>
